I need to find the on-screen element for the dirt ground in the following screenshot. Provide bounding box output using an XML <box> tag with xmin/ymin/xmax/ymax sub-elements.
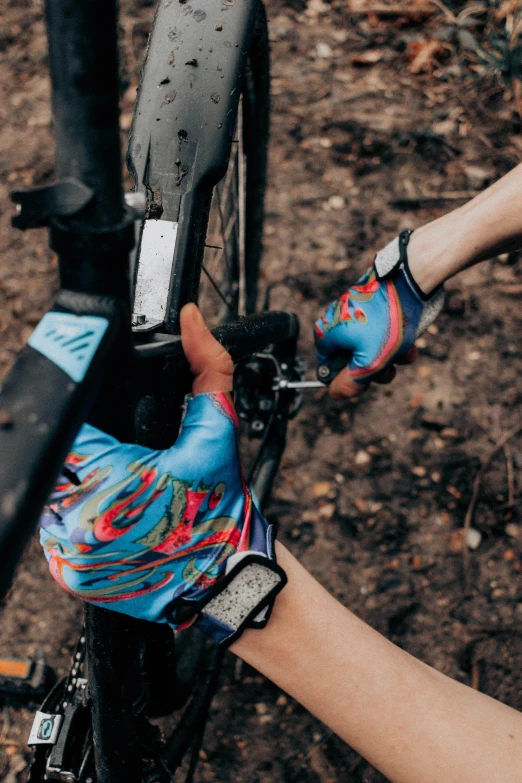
<box><xmin>1</xmin><ymin>0</ymin><xmax>522</xmax><ymax>781</ymax></box>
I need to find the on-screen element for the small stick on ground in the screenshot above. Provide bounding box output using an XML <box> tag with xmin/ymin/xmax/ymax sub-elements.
<box><xmin>462</xmin><ymin>424</ymin><xmax>522</xmax><ymax>589</ymax></box>
<box><xmin>503</xmin><ymin>443</ymin><xmax>515</xmax><ymax>509</ymax></box>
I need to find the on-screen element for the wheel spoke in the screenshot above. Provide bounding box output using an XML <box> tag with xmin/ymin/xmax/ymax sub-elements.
<box><xmin>201</xmin><ymin>263</ymin><xmax>233</xmax><ymax>311</ymax></box>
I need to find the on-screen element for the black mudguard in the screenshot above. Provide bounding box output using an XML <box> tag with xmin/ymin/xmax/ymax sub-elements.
<box><xmin>127</xmin><ymin>0</ymin><xmax>263</xmax><ymax>333</ymax></box>
<box><xmin>127</xmin><ymin>0</ymin><xmax>262</xmax><ymax>218</ymax></box>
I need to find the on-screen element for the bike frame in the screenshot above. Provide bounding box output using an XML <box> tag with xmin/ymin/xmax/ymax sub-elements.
<box><xmin>0</xmin><ymin>1</ymin><xmax>299</xmax><ymax>780</ymax></box>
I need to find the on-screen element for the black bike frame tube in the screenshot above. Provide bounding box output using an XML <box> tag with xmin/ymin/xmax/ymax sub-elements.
<box><xmin>44</xmin><ymin>3</ymin><xmax>142</xmax><ymax>781</ymax></box>
<box><xmin>46</xmin><ymin>0</ymin><xmax>124</xmax><ymax>228</ymax></box>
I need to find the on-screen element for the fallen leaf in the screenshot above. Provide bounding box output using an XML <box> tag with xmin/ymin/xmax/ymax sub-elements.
<box><xmin>407</xmin><ymin>40</ymin><xmax>445</xmax><ymax>74</ymax></box>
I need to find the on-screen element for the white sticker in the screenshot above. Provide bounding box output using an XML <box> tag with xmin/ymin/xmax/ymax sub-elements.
<box><xmin>133</xmin><ymin>220</ymin><xmax>178</xmax><ymax>324</ymax></box>
<box><xmin>28</xmin><ymin>711</ymin><xmax>63</xmax><ymax>745</ymax></box>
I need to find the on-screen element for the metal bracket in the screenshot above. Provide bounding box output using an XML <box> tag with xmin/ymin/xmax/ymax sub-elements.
<box><xmin>10</xmin><ymin>178</ymin><xmax>95</xmax><ymax>230</ymax></box>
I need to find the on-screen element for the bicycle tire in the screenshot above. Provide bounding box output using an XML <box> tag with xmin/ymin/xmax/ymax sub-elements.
<box><xmin>162</xmin><ymin>0</ymin><xmax>272</xmax><ymax>714</ymax></box>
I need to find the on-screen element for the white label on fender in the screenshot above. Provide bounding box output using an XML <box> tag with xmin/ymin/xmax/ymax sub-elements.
<box><xmin>28</xmin><ymin>711</ymin><xmax>63</xmax><ymax>745</ymax></box>
<box><xmin>133</xmin><ymin>220</ymin><xmax>178</xmax><ymax>324</ymax></box>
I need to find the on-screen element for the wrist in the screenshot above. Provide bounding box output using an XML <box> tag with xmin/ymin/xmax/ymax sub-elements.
<box><xmin>406</xmin><ymin>211</ymin><xmax>469</xmax><ymax>295</ymax></box>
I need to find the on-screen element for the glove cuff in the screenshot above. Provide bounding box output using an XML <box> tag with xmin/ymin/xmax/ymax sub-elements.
<box><xmin>167</xmin><ymin>549</ymin><xmax>287</xmax><ymax>647</ymax></box>
<box><xmin>375</xmin><ymin>229</ymin><xmax>437</xmax><ymax>299</ymax></box>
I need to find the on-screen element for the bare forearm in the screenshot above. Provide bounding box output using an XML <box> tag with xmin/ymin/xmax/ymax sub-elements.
<box><xmin>232</xmin><ymin>543</ymin><xmax>522</xmax><ymax>783</ymax></box>
<box><xmin>408</xmin><ymin>162</ymin><xmax>522</xmax><ymax>294</ymax></box>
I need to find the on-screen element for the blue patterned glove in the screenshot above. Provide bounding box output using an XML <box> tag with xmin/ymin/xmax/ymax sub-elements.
<box><xmin>314</xmin><ymin>230</ymin><xmax>445</xmax><ymax>387</ymax></box>
<box><xmin>40</xmin><ymin>392</ymin><xmax>286</xmax><ymax>647</ymax></box>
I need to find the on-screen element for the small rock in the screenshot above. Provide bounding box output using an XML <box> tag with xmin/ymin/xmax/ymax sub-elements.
<box><xmin>318</xmin><ymin>503</ymin><xmax>336</xmax><ymax>521</ymax></box>
<box><xmin>412</xmin><ymin>554</ymin><xmax>423</xmax><ymax>570</ymax></box>
<box><xmin>416</xmin><ymin>337</ymin><xmax>428</xmax><ymax>349</ymax></box>
<box><xmin>427</xmin><ymin>323</ymin><xmax>439</xmax><ymax>335</ymax></box>
<box><xmin>504</xmin><ymin>549</ymin><xmax>516</xmax><ymax>561</ymax></box>
<box><xmin>316</xmin><ymin>41</ymin><xmax>333</xmax><ymax>59</ymax></box>
<box><xmin>327</xmin><ymin>195</ymin><xmax>345</xmax><ymax>210</ymax></box>
<box><xmin>259</xmin><ymin>714</ymin><xmax>272</xmax><ymax>725</ymax></box>
<box><xmin>466</xmin><ymin>528</ymin><xmax>482</xmax><ymax>550</ymax></box>
<box><xmin>255</xmin><ymin>702</ymin><xmax>268</xmax><ymax>715</ymax></box>
<box><xmin>467</xmin><ymin>351</ymin><xmax>481</xmax><ymax>362</ymax></box>
<box><xmin>464</xmin><ymin>164</ymin><xmax>494</xmax><ymax>187</ymax></box>
<box><xmin>312</xmin><ymin>481</ymin><xmax>331</xmax><ymax>498</ymax></box>
<box><xmin>411</xmin><ymin>466</ymin><xmax>427</xmax><ymax>477</ymax></box>
<box><xmin>506</xmin><ymin>523</ymin><xmax>520</xmax><ymax>539</ymax></box>
<box><xmin>276</xmin><ymin>694</ymin><xmax>287</xmax><ymax>707</ymax></box>
<box><xmin>367</xmin><ymin>500</ymin><xmax>383</xmax><ymax>513</ymax></box>
<box><xmin>354</xmin><ymin>450</ymin><xmax>371</xmax><ymax>466</ymax></box>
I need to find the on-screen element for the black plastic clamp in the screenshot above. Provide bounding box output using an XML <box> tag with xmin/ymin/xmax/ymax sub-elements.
<box><xmin>10</xmin><ymin>178</ymin><xmax>95</xmax><ymax>230</ymax></box>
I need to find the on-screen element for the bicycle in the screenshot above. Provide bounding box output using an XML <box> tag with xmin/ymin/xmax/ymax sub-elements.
<box><xmin>0</xmin><ymin>1</ymin><xmax>331</xmax><ymax>780</ymax></box>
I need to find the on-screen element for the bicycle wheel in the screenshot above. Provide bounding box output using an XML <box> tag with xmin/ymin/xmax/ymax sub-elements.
<box><xmin>198</xmin><ymin>3</ymin><xmax>270</xmax><ymax>327</ymax></box>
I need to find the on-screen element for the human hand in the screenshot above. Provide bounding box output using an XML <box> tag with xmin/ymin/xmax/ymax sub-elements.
<box><xmin>39</xmin><ymin>304</ymin><xmax>286</xmax><ymax>647</ymax></box>
<box><xmin>314</xmin><ymin>231</ymin><xmax>444</xmax><ymax>400</ymax></box>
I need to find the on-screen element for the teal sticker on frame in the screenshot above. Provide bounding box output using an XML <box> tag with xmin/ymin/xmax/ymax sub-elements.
<box><xmin>28</xmin><ymin>312</ymin><xmax>109</xmax><ymax>383</ymax></box>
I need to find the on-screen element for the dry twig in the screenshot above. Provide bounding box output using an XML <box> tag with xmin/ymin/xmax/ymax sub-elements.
<box><xmin>504</xmin><ymin>443</ymin><xmax>515</xmax><ymax>509</ymax></box>
<box><xmin>462</xmin><ymin>423</ymin><xmax>522</xmax><ymax>588</ymax></box>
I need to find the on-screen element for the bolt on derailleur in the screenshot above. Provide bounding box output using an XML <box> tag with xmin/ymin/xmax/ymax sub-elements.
<box><xmin>234</xmin><ymin>350</ymin><xmax>321</xmax><ymax>436</ymax></box>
